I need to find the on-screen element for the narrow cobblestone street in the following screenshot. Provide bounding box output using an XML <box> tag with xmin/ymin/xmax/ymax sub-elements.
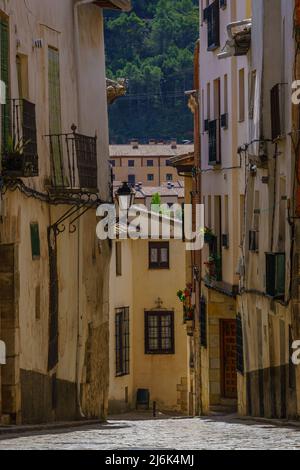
<box><xmin>0</xmin><ymin>415</ymin><xmax>299</xmax><ymax>450</ymax></box>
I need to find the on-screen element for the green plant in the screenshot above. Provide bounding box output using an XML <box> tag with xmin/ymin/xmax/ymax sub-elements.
<box><xmin>4</xmin><ymin>135</ymin><xmax>30</xmax><ymax>156</ymax></box>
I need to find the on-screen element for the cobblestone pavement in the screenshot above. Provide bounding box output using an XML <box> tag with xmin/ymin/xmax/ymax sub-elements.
<box><xmin>0</xmin><ymin>415</ymin><xmax>299</xmax><ymax>450</ymax></box>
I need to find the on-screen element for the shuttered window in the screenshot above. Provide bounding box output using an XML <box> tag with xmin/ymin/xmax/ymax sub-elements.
<box><xmin>30</xmin><ymin>222</ymin><xmax>41</xmax><ymax>260</ymax></box>
<box><xmin>0</xmin><ymin>18</ymin><xmax>10</xmax><ymax>151</ymax></box>
<box><xmin>236</xmin><ymin>313</ymin><xmax>244</xmax><ymax>374</ymax></box>
<box><xmin>48</xmin><ymin>47</ymin><xmax>63</xmax><ymax>185</ymax></box>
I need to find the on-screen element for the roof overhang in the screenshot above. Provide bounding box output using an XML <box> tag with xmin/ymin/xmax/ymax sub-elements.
<box><xmin>93</xmin><ymin>0</ymin><xmax>132</xmax><ymax>11</ymax></box>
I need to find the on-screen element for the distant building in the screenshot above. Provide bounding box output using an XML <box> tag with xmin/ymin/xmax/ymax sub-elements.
<box><xmin>110</xmin><ymin>141</ymin><xmax>194</xmax><ymax>186</ymax></box>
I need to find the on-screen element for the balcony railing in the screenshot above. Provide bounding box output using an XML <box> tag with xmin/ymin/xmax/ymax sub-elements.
<box><xmin>1</xmin><ymin>99</ymin><xmax>38</xmax><ymax>177</ymax></box>
<box><xmin>206</xmin><ymin>0</ymin><xmax>220</xmax><ymax>51</ymax></box>
<box><xmin>45</xmin><ymin>125</ymin><xmax>98</xmax><ymax>192</ymax></box>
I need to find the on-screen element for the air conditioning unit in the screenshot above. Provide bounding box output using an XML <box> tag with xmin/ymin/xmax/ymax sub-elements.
<box><xmin>221</xmin><ymin>113</ymin><xmax>228</xmax><ymax>129</ymax></box>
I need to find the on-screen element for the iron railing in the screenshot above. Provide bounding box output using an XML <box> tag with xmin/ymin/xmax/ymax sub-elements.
<box><xmin>1</xmin><ymin>98</ymin><xmax>38</xmax><ymax>177</ymax></box>
<box><xmin>45</xmin><ymin>125</ymin><xmax>98</xmax><ymax>192</ymax></box>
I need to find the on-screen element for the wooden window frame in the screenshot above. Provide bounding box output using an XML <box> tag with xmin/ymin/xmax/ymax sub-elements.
<box><xmin>145</xmin><ymin>311</ymin><xmax>175</xmax><ymax>355</ymax></box>
<box><xmin>115</xmin><ymin>307</ymin><xmax>130</xmax><ymax>377</ymax></box>
<box><xmin>149</xmin><ymin>241</ymin><xmax>170</xmax><ymax>270</ymax></box>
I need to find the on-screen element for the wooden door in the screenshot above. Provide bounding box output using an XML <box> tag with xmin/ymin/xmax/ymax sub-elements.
<box><xmin>220</xmin><ymin>320</ymin><xmax>237</xmax><ymax>399</ymax></box>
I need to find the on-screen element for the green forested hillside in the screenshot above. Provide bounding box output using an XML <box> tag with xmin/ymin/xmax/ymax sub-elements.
<box><xmin>104</xmin><ymin>0</ymin><xmax>199</xmax><ymax>144</ymax></box>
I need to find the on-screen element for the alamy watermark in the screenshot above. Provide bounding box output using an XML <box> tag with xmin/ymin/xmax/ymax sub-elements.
<box><xmin>96</xmin><ymin>203</ymin><xmax>205</xmax><ymax>251</ymax></box>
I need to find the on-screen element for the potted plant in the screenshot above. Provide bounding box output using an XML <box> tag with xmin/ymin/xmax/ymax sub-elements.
<box><xmin>2</xmin><ymin>135</ymin><xmax>31</xmax><ymax>176</ymax></box>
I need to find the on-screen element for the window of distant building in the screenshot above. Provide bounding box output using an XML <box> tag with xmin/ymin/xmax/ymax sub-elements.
<box><xmin>115</xmin><ymin>307</ymin><xmax>130</xmax><ymax>376</ymax></box>
<box><xmin>149</xmin><ymin>242</ymin><xmax>169</xmax><ymax>269</ymax></box>
<box><xmin>147</xmin><ymin>174</ymin><xmax>154</xmax><ymax>182</ymax></box>
<box><xmin>166</xmin><ymin>174</ymin><xmax>173</xmax><ymax>181</ymax></box>
<box><xmin>128</xmin><ymin>174</ymin><xmax>136</xmax><ymax>185</ymax></box>
<box><xmin>128</xmin><ymin>160</ymin><xmax>135</xmax><ymax>167</ymax></box>
<box><xmin>145</xmin><ymin>311</ymin><xmax>175</xmax><ymax>355</ymax></box>
<box><xmin>110</xmin><ymin>160</ymin><xmax>116</xmax><ymax>167</ymax></box>
<box><xmin>147</xmin><ymin>160</ymin><xmax>154</xmax><ymax>167</ymax></box>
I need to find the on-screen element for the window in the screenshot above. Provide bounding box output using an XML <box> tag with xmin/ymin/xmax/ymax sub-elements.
<box><xmin>206</xmin><ymin>0</ymin><xmax>220</xmax><ymax>51</ymax></box>
<box><xmin>16</xmin><ymin>54</ymin><xmax>29</xmax><ymax>99</ymax></box>
<box><xmin>147</xmin><ymin>160</ymin><xmax>154</xmax><ymax>167</ymax></box>
<box><xmin>166</xmin><ymin>160</ymin><xmax>171</xmax><ymax>166</ymax></box>
<box><xmin>110</xmin><ymin>160</ymin><xmax>116</xmax><ymax>167</ymax></box>
<box><xmin>149</xmin><ymin>242</ymin><xmax>169</xmax><ymax>269</ymax></box>
<box><xmin>128</xmin><ymin>174</ymin><xmax>136</xmax><ymax>185</ymax></box>
<box><xmin>266</xmin><ymin>253</ymin><xmax>286</xmax><ymax>299</ymax></box>
<box><xmin>145</xmin><ymin>311</ymin><xmax>174</xmax><ymax>355</ymax></box>
<box><xmin>239</xmin><ymin>69</ymin><xmax>245</xmax><ymax>122</ymax></box>
<box><xmin>128</xmin><ymin>160</ymin><xmax>135</xmax><ymax>167</ymax></box>
<box><xmin>236</xmin><ymin>314</ymin><xmax>244</xmax><ymax>374</ymax></box>
<box><xmin>115</xmin><ymin>307</ymin><xmax>130</xmax><ymax>376</ymax></box>
<box><xmin>30</xmin><ymin>223</ymin><xmax>41</xmax><ymax>260</ymax></box>
<box><xmin>147</xmin><ymin>174</ymin><xmax>154</xmax><ymax>182</ymax></box>
<box><xmin>208</xmin><ymin>120</ymin><xmax>220</xmax><ymax>164</ymax></box>
<box><xmin>116</xmin><ymin>242</ymin><xmax>122</xmax><ymax>276</ymax></box>
<box><xmin>166</xmin><ymin>174</ymin><xmax>173</xmax><ymax>181</ymax></box>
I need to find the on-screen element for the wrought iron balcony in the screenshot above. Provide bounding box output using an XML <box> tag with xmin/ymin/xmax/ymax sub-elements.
<box><xmin>45</xmin><ymin>125</ymin><xmax>98</xmax><ymax>192</ymax></box>
<box><xmin>1</xmin><ymin>99</ymin><xmax>38</xmax><ymax>177</ymax></box>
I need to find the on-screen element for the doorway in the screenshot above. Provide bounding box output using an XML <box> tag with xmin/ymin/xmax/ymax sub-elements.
<box><xmin>220</xmin><ymin>319</ymin><xmax>237</xmax><ymax>399</ymax></box>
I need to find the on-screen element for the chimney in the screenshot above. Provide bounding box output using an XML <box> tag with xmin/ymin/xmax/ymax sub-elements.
<box><xmin>130</xmin><ymin>139</ymin><xmax>139</xmax><ymax>149</ymax></box>
<box><xmin>171</xmin><ymin>139</ymin><xmax>177</xmax><ymax>149</ymax></box>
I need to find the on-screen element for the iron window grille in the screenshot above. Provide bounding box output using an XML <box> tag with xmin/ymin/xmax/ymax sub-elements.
<box><xmin>208</xmin><ymin>119</ymin><xmax>221</xmax><ymax>165</ymax></box>
<box><xmin>266</xmin><ymin>253</ymin><xmax>286</xmax><ymax>299</ymax></box>
<box><xmin>45</xmin><ymin>125</ymin><xmax>98</xmax><ymax>192</ymax></box>
<box><xmin>207</xmin><ymin>0</ymin><xmax>220</xmax><ymax>51</ymax></box>
<box><xmin>2</xmin><ymin>99</ymin><xmax>39</xmax><ymax>177</ymax></box>
<box><xmin>149</xmin><ymin>242</ymin><xmax>170</xmax><ymax>269</ymax></box>
<box><xmin>236</xmin><ymin>313</ymin><xmax>244</xmax><ymax>374</ymax></box>
<box><xmin>145</xmin><ymin>311</ymin><xmax>175</xmax><ymax>355</ymax></box>
<box><xmin>115</xmin><ymin>307</ymin><xmax>130</xmax><ymax>377</ymax></box>
<box><xmin>249</xmin><ymin>230</ymin><xmax>259</xmax><ymax>252</ymax></box>
<box><xmin>200</xmin><ymin>297</ymin><xmax>207</xmax><ymax>348</ymax></box>
<box><xmin>270</xmin><ymin>83</ymin><xmax>286</xmax><ymax>142</ymax></box>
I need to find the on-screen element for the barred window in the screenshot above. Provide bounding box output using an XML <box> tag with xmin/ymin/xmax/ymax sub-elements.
<box><xmin>115</xmin><ymin>307</ymin><xmax>130</xmax><ymax>377</ymax></box>
<box><xmin>145</xmin><ymin>311</ymin><xmax>174</xmax><ymax>355</ymax></box>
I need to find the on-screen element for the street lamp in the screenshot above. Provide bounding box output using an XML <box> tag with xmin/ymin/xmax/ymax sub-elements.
<box><xmin>115</xmin><ymin>182</ymin><xmax>135</xmax><ymax>211</ymax></box>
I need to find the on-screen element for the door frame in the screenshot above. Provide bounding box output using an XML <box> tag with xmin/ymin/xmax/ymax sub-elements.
<box><xmin>220</xmin><ymin>319</ymin><xmax>237</xmax><ymax>399</ymax></box>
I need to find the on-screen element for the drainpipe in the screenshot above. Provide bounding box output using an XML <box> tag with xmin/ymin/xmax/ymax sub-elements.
<box><xmin>73</xmin><ymin>0</ymin><xmax>95</xmax><ymax>420</ymax></box>
<box><xmin>74</xmin><ymin>0</ymin><xmax>95</xmax><ymax>131</ymax></box>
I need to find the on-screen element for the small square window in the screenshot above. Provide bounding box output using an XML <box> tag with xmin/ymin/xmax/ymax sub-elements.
<box><xmin>147</xmin><ymin>160</ymin><xmax>154</xmax><ymax>167</ymax></box>
<box><xmin>30</xmin><ymin>223</ymin><xmax>40</xmax><ymax>260</ymax></box>
<box><xmin>110</xmin><ymin>160</ymin><xmax>116</xmax><ymax>167</ymax></box>
<box><xmin>128</xmin><ymin>160</ymin><xmax>135</xmax><ymax>167</ymax></box>
<box><xmin>166</xmin><ymin>174</ymin><xmax>173</xmax><ymax>181</ymax></box>
<box><xmin>147</xmin><ymin>174</ymin><xmax>154</xmax><ymax>182</ymax></box>
<box><xmin>128</xmin><ymin>174</ymin><xmax>136</xmax><ymax>185</ymax></box>
<box><xmin>149</xmin><ymin>242</ymin><xmax>169</xmax><ymax>269</ymax></box>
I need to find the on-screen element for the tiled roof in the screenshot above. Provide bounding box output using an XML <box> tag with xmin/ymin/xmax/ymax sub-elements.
<box><xmin>110</xmin><ymin>144</ymin><xmax>194</xmax><ymax>158</ymax></box>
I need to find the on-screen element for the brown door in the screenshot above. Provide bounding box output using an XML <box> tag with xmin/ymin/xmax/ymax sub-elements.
<box><xmin>220</xmin><ymin>320</ymin><xmax>237</xmax><ymax>399</ymax></box>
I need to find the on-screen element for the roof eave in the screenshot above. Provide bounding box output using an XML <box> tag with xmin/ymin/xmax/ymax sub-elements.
<box><xmin>93</xmin><ymin>0</ymin><xmax>132</xmax><ymax>12</ymax></box>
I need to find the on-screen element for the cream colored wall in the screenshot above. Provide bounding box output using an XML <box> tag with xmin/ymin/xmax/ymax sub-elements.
<box><xmin>131</xmin><ymin>239</ymin><xmax>187</xmax><ymax>411</ymax></box>
<box><xmin>0</xmin><ymin>0</ymin><xmax>111</xmax><ymax>422</ymax></box>
<box><xmin>109</xmin><ymin>237</ymin><xmax>188</xmax><ymax>413</ymax></box>
<box><xmin>113</xmin><ymin>158</ymin><xmax>180</xmax><ymax>186</ymax></box>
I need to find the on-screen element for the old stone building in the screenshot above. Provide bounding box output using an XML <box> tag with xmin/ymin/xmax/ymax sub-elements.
<box><xmin>0</xmin><ymin>0</ymin><xmax>131</xmax><ymax>425</ymax></box>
